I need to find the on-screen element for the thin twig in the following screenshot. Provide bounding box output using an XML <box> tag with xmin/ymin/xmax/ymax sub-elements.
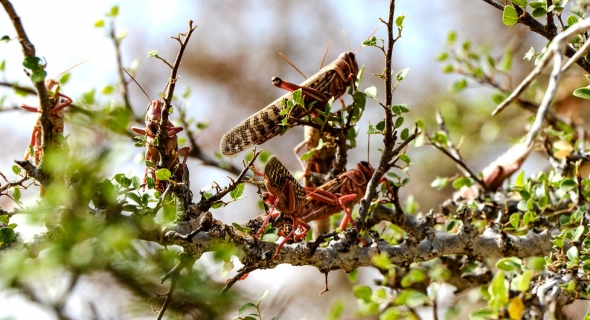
<box><xmin>357</xmin><ymin>0</ymin><xmax>398</xmax><ymax>228</ymax></box>
<box><xmin>221</xmin><ymin>266</ymin><xmax>257</xmax><ymax>294</ymax></box>
<box><xmin>157</xmin><ymin>21</ymin><xmax>197</xmax><ymax>170</ymax></box>
<box><xmin>156</xmin><ymin>271</ymin><xmax>179</xmax><ymax>320</ymax></box>
<box><xmin>491</xmin><ymin>18</ymin><xmax>590</xmax><ymax>147</ymax></box>
<box><xmin>0</xmin><ymin>175</ymin><xmax>30</xmax><ymax>193</ymax></box>
<box><xmin>109</xmin><ymin>19</ymin><xmax>133</xmax><ymax>114</ymax></box>
<box><xmin>196</xmin><ymin>150</ymin><xmax>260</xmax><ymax>213</ymax></box>
<box><xmin>482</xmin><ymin>0</ymin><xmax>590</xmax><ymax>73</ymax></box>
<box><xmin>1</xmin><ymin>0</ymin><xmax>53</xmax><ymax>175</ymax></box>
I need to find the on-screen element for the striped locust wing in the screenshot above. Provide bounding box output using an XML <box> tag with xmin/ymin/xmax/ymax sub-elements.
<box><xmin>219</xmin><ymin>52</ymin><xmax>358</xmax><ymax>157</ymax></box>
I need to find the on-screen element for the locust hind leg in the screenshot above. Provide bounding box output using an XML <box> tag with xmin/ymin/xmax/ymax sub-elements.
<box><xmin>337</xmin><ymin>194</ymin><xmax>359</xmax><ymax>231</ymax></box>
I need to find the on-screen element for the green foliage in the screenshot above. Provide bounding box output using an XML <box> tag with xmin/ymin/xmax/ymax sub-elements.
<box><xmin>234</xmin><ymin>290</ymin><xmax>277</xmax><ymax>320</ymax></box>
<box><xmin>502</xmin><ymin>6</ymin><xmax>519</xmax><ymax>26</ymax></box>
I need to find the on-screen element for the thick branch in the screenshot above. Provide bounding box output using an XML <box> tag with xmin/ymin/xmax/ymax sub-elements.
<box><xmin>164</xmin><ymin>217</ymin><xmax>553</xmax><ymax>274</ymax></box>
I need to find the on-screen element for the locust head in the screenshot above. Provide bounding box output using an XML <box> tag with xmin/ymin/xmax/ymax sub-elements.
<box><xmin>357</xmin><ymin>161</ymin><xmax>375</xmax><ymax>180</ymax></box>
<box><xmin>336</xmin><ymin>51</ymin><xmax>359</xmax><ymax>83</ymax></box>
<box><xmin>146</xmin><ymin>100</ymin><xmax>163</xmax><ymax>134</ymax></box>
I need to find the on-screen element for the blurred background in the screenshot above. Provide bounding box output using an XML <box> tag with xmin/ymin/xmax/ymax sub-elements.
<box><xmin>0</xmin><ymin>0</ymin><xmax>576</xmax><ymax>319</ymax></box>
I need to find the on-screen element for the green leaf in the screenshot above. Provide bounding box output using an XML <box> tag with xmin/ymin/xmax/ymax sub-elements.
<box><xmin>573</xmin><ymin>87</ymin><xmax>590</xmax><ymax>100</ymax></box>
<box><xmin>347</xmin><ymin>269</ymin><xmax>358</xmax><ymax>283</ymax></box>
<box><xmin>416</xmin><ymin>119</ymin><xmax>425</xmax><ymax>130</ymax></box>
<box><xmin>515</xmin><ymin>170</ymin><xmax>525</xmax><ymax>187</ymax></box>
<box><xmin>107</xmin><ymin>5</ymin><xmax>119</xmax><ymax>17</ymax></box>
<box><xmin>0</xmin><ymin>227</ymin><xmax>16</xmax><ymax>246</ymax></box>
<box><xmin>94</xmin><ymin>19</ymin><xmax>105</xmax><ymax>27</ymax></box>
<box><xmin>502</xmin><ymin>6</ymin><xmax>519</xmax><ymax>26</ymax></box>
<box><xmin>401</xmin><ymin>268</ymin><xmax>426</xmax><ymax>287</ymax></box>
<box><xmin>102</xmin><ymin>85</ymin><xmax>115</xmax><ymax>95</ymax></box>
<box><xmin>566</xmin><ymin>16</ymin><xmax>579</xmax><ymax>28</ymax></box>
<box><xmin>517</xmin><ymin>200</ymin><xmax>528</xmax><ymax>212</ymax></box>
<box><xmin>499</xmin><ymin>50</ymin><xmax>512</xmax><ymax>72</ymax></box>
<box><xmin>395</xmin><ymin>14</ymin><xmax>405</xmax><ymax>28</ymax></box>
<box><xmin>394</xmin><ymin>117</ymin><xmax>404</xmax><ymax>128</ymax></box>
<box><xmin>451</xmin><ymin>78</ymin><xmax>467</xmax><ymax>93</ymax></box>
<box><xmin>230</xmin><ymin>183</ymin><xmax>245</xmax><ymax>200</ymax></box>
<box><xmin>431</xmin><ymin>177</ymin><xmax>449</xmax><ymax>190</ymax></box>
<box><xmin>364</xmin><ymin>86</ymin><xmax>377</xmax><ymax>99</ymax></box>
<box><xmin>532</xmin><ymin>7</ymin><xmax>547</xmax><ymax>17</ymax></box>
<box><xmin>400</xmin><ymin>128</ymin><xmax>409</xmax><ymax>140</ymax></box>
<box><xmin>509</xmin><ymin>213</ymin><xmax>520</xmax><ymax>229</ymax></box>
<box><xmin>432</xmin><ymin>131</ymin><xmax>448</xmax><ymax>145</ymax></box>
<box><xmin>155</xmin><ymin>168</ymin><xmax>171</xmax><ymax>181</ymax></box>
<box><xmin>399</xmin><ymin>154</ymin><xmax>411</xmax><ymax>164</ymax></box>
<box><xmin>353</xmin><ymin>285</ymin><xmax>372</xmax><ymax>303</ymax></box>
<box><xmin>524</xmin><ymin>46</ymin><xmax>535</xmax><ymax>61</ymax></box>
<box><xmin>232</xmin><ymin>222</ymin><xmax>250</xmax><ymax>233</ymax></box>
<box><xmin>31</xmin><ymin>70</ymin><xmax>47</xmax><ymax>83</ymax></box>
<box><xmin>441</xmin><ymin>64</ymin><xmax>454</xmax><ymax>73</ymax></box>
<box><xmin>0</xmin><ymin>215</ymin><xmax>7</xmax><ymax>225</ymax></box>
<box><xmin>496</xmin><ymin>257</ymin><xmax>522</xmax><ymax>272</ymax></box>
<box><xmin>372</xmin><ymin>252</ymin><xmax>392</xmax><ymax>270</ymax></box>
<box><xmin>567</xmin><ymin>246</ymin><xmax>579</xmax><ymax>261</ymax></box>
<box><xmin>23</xmin><ymin>56</ymin><xmax>43</xmax><ymax>70</ymax></box>
<box><xmin>428</xmin><ymin>265</ymin><xmax>451</xmax><ymax>282</ymax></box>
<box><xmin>261</xmin><ymin>232</ymin><xmax>279</xmax><ymax>243</ymax></box>
<box><xmin>446</xmin><ymin>220</ymin><xmax>459</xmax><ymax>232</ymax></box>
<box><xmin>512</xmin><ymin>0</ymin><xmax>527</xmax><ymax>7</ymax></box>
<box><xmin>11</xmin><ymin>187</ymin><xmax>20</xmax><ymax>201</ymax></box>
<box><xmin>529</xmin><ymin>1</ymin><xmax>545</xmax><ymax>8</ymax></box>
<box><xmin>436</xmin><ymin>52</ymin><xmax>449</xmax><ymax>61</ymax></box>
<box><xmin>259</xmin><ymin>150</ymin><xmax>271</xmax><ymax>164</ymax></box>
<box><xmin>526</xmin><ymin>257</ymin><xmax>545</xmax><ymax>271</ymax></box>
<box><xmin>452</xmin><ymin>177</ymin><xmax>473</xmax><ymax>189</ymax></box>
<box><xmin>394</xmin><ymin>289</ymin><xmax>429</xmax><ymax>308</ymax></box>
<box><xmin>256</xmin><ymin>289</ymin><xmax>270</xmax><ymax>307</ymax></box>
<box><xmin>12</xmin><ymin>165</ymin><xmax>21</xmax><ymax>176</ymax></box>
<box><xmin>519</xmin><ymin>189</ymin><xmax>531</xmax><ymax>201</ymax></box>
<box><xmin>488</xmin><ymin>272</ymin><xmax>508</xmax><ymax>311</ymax></box>
<box><xmin>447</xmin><ymin>31</ymin><xmax>457</xmax><ymax>45</ymax></box>
<box><xmin>395</xmin><ymin>68</ymin><xmax>410</xmax><ymax>81</ymax></box>
<box><xmin>299</xmin><ymin>149</ymin><xmax>315</xmax><ymax>161</ymax></box>
<box><xmin>573</xmin><ymin>225</ymin><xmax>584</xmax><ymax>241</ymax></box>
<box><xmin>1</xmin><ymin>35</ymin><xmax>9</xmax><ymax>43</ymax></box>
<box><xmin>362</xmin><ymin>36</ymin><xmax>378</xmax><ymax>47</ymax></box>
<box><xmin>523</xmin><ymin>211</ymin><xmax>535</xmax><ymax>225</ymax></box>
<box><xmin>560</xmin><ymin>178</ymin><xmax>577</xmax><ymax>191</ymax></box>
<box><xmin>238</xmin><ymin>302</ymin><xmax>256</xmax><ymax>315</ymax></box>
<box><xmin>511</xmin><ymin>270</ymin><xmax>532</xmax><ymax>292</ymax></box>
<box><xmin>58</xmin><ymin>72</ymin><xmax>70</xmax><ymax>85</ymax></box>
<box><xmin>470</xmin><ymin>308</ymin><xmax>494</xmax><ymax>320</ymax></box>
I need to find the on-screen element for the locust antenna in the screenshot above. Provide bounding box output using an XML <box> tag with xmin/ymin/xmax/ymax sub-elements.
<box><xmin>53</xmin><ymin>59</ymin><xmax>90</xmax><ymax>80</ymax></box>
<box><xmin>367</xmin><ymin>122</ymin><xmax>371</xmax><ymax>165</ymax></box>
<box><xmin>354</xmin><ymin>25</ymin><xmax>381</xmax><ymax>54</ymax></box>
<box><xmin>342</xmin><ymin>30</ymin><xmax>352</xmax><ymax>53</ymax></box>
<box><xmin>279</xmin><ymin>52</ymin><xmax>307</xmax><ymax>80</ymax></box>
<box><xmin>319</xmin><ymin>42</ymin><xmax>331</xmax><ymax>69</ymax></box>
<box><xmin>122</xmin><ymin>67</ymin><xmax>152</xmax><ymax>103</ymax></box>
